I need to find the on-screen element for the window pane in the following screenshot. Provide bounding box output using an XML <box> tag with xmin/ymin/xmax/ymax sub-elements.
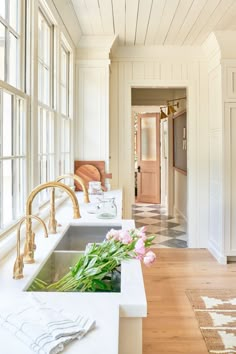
<box><xmin>2</xmin><ymin>91</ymin><xmax>12</xmax><ymax>156</ymax></box>
<box><xmin>44</xmin><ymin>21</ymin><xmax>50</xmax><ymax>66</ymax></box>
<box><xmin>48</xmin><ymin>113</ymin><xmax>54</xmax><ymax>154</ymax></box>
<box><xmin>42</xmin><ymin>110</ymin><xmax>47</xmax><ymax>154</ymax></box>
<box><xmin>141</xmin><ymin>117</ymin><xmax>156</xmax><ymax>161</ymax></box>
<box><xmin>65</xmin><ymin>120</ymin><xmax>70</xmax><ymax>152</ymax></box>
<box><xmin>0</xmin><ymin>0</ymin><xmax>6</xmax><ymax>19</ymax></box>
<box><xmin>43</xmin><ymin>66</ymin><xmax>49</xmax><ymax>105</ymax></box>
<box><xmin>38</xmin><ymin>12</ymin><xmax>43</xmax><ymax>60</ymax></box>
<box><xmin>38</xmin><ymin>62</ymin><xmax>43</xmax><ymax>102</ymax></box>
<box><xmin>9</xmin><ymin>32</ymin><xmax>18</xmax><ymax>87</ymax></box>
<box><xmin>61</xmin><ymin>47</ymin><xmax>67</xmax><ymax>84</ymax></box>
<box><xmin>13</xmin><ymin>157</ymin><xmax>25</xmax><ymax>218</ymax></box>
<box><xmin>0</xmin><ymin>23</ymin><xmax>5</xmax><ymax>81</ymax></box>
<box><xmin>15</xmin><ymin>98</ymin><xmax>25</xmax><ymax>155</ymax></box>
<box><xmin>61</xmin><ymin>84</ymin><xmax>66</xmax><ymax>115</ymax></box>
<box><xmin>9</xmin><ymin>0</ymin><xmax>19</xmax><ymax>33</ymax></box>
<box><xmin>18</xmin><ymin>99</ymin><xmax>25</xmax><ymax>155</ymax></box>
<box><xmin>2</xmin><ymin>159</ymin><xmax>13</xmax><ymax>226</ymax></box>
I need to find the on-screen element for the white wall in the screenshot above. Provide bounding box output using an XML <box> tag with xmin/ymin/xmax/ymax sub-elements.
<box><xmin>174</xmin><ymin>171</ymin><xmax>187</xmax><ymax>219</ymax></box>
<box><xmin>110</xmin><ymin>46</ymin><xmax>209</xmax><ymax>247</ymax></box>
<box><xmin>75</xmin><ymin>60</ymin><xmax>110</xmax><ymax>187</ymax></box>
<box><xmin>203</xmin><ymin>31</ymin><xmax>236</xmax><ymax>262</ymax></box>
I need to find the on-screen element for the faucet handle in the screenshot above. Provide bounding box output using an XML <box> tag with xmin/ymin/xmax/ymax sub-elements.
<box><xmin>24</xmin><ymin>239</ymin><xmax>35</xmax><ymax>264</ymax></box>
<box><xmin>13</xmin><ymin>254</ymin><xmax>24</xmax><ymax>279</ymax></box>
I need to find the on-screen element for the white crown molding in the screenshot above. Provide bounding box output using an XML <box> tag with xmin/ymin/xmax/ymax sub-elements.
<box><xmin>76</xmin><ymin>35</ymin><xmax>117</xmax><ymax>60</ymax></box>
<box><xmin>111</xmin><ymin>45</ymin><xmax>206</xmax><ymax>62</ymax></box>
<box><xmin>203</xmin><ymin>31</ymin><xmax>236</xmax><ymax>63</ymax></box>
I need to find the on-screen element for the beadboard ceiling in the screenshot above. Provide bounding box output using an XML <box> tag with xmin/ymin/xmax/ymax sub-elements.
<box><xmin>70</xmin><ymin>0</ymin><xmax>236</xmax><ymax>46</ymax></box>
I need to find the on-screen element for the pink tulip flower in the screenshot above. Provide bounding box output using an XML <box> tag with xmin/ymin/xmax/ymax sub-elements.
<box><xmin>143</xmin><ymin>251</ymin><xmax>156</xmax><ymax>266</ymax></box>
<box><xmin>119</xmin><ymin>230</ymin><xmax>132</xmax><ymax>244</ymax></box>
<box><xmin>106</xmin><ymin>228</ymin><xmax>120</xmax><ymax>240</ymax></box>
<box><xmin>135</xmin><ymin>238</ymin><xmax>146</xmax><ymax>255</ymax></box>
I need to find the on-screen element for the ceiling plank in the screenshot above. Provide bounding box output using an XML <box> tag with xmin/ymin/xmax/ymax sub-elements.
<box><xmin>145</xmin><ymin>0</ymin><xmax>166</xmax><ymax>45</ymax></box>
<box><xmin>135</xmin><ymin>0</ymin><xmax>153</xmax><ymax>45</ymax></box>
<box><xmin>112</xmin><ymin>0</ymin><xmax>126</xmax><ymax>45</ymax></box>
<box><xmin>155</xmin><ymin>0</ymin><xmax>180</xmax><ymax>45</ymax></box>
<box><xmin>84</xmin><ymin>0</ymin><xmax>103</xmax><ymax>35</ymax></box>
<box><xmin>164</xmin><ymin>0</ymin><xmax>194</xmax><ymax>45</ymax></box>
<box><xmin>72</xmin><ymin>0</ymin><xmax>93</xmax><ymax>35</ymax></box>
<box><xmin>195</xmin><ymin>0</ymin><xmax>235</xmax><ymax>44</ymax></box>
<box><xmin>215</xmin><ymin>0</ymin><xmax>236</xmax><ymax>30</ymax></box>
<box><xmin>174</xmin><ymin>0</ymin><xmax>208</xmax><ymax>45</ymax></box>
<box><xmin>184</xmin><ymin>0</ymin><xmax>222</xmax><ymax>45</ymax></box>
<box><xmin>98</xmin><ymin>0</ymin><xmax>114</xmax><ymax>35</ymax></box>
<box><xmin>125</xmin><ymin>0</ymin><xmax>140</xmax><ymax>45</ymax></box>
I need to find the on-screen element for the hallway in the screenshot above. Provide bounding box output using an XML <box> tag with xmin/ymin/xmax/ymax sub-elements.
<box><xmin>132</xmin><ymin>203</ymin><xmax>187</xmax><ymax>248</ymax></box>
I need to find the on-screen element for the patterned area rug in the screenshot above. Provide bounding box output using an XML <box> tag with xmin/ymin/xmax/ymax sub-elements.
<box><xmin>186</xmin><ymin>289</ymin><xmax>236</xmax><ymax>353</ymax></box>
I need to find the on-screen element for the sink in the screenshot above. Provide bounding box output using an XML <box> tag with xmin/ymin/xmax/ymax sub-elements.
<box><xmin>55</xmin><ymin>224</ymin><xmax>121</xmax><ymax>251</ymax></box>
<box><xmin>26</xmin><ymin>249</ymin><xmax>121</xmax><ymax>293</ymax></box>
<box><xmin>26</xmin><ymin>251</ymin><xmax>84</xmax><ymax>291</ymax></box>
<box><xmin>26</xmin><ymin>223</ymin><xmax>122</xmax><ymax>292</ymax></box>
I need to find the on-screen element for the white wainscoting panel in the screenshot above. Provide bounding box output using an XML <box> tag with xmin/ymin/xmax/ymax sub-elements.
<box><xmin>226</xmin><ymin>67</ymin><xmax>236</xmax><ymax>99</ymax></box>
<box><xmin>76</xmin><ymin>63</ymin><xmax>109</xmax><ymax>170</ymax></box>
<box><xmin>208</xmin><ymin>131</ymin><xmax>223</xmax><ymax>254</ymax></box>
<box><xmin>224</xmin><ymin>104</ymin><xmax>236</xmax><ymax>255</ymax></box>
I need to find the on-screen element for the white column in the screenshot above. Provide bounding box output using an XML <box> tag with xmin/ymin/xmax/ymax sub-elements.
<box><xmin>75</xmin><ymin>59</ymin><xmax>111</xmax><ymax>189</ymax></box>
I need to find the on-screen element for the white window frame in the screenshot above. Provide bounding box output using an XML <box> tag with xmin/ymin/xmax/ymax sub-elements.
<box><xmin>0</xmin><ymin>81</ymin><xmax>29</xmax><ymax>233</ymax></box>
<box><xmin>0</xmin><ymin>0</ymin><xmax>25</xmax><ymax>90</ymax></box>
<box><xmin>59</xmin><ymin>34</ymin><xmax>73</xmax><ymax>176</ymax></box>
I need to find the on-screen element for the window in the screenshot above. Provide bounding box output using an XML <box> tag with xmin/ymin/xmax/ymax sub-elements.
<box><xmin>59</xmin><ymin>40</ymin><xmax>72</xmax><ymax>175</ymax></box>
<box><xmin>0</xmin><ymin>0</ymin><xmax>21</xmax><ymax>88</ymax></box>
<box><xmin>38</xmin><ymin>9</ymin><xmax>52</xmax><ymax>106</ymax></box>
<box><xmin>0</xmin><ymin>89</ymin><xmax>27</xmax><ymax>229</ymax></box>
<box><xmin>0</xmin><ymin>0</ymin><xmax>75</xmax><ymax>235</ymax></box>
<box><xmin>0</xmin><ymin>0</ymin><xmax>27</xmax><ymax>231</ymax></box>
<box><xmin>37</xmin><ymin>9</ymin><xmax>55</xmax><ymax>203</ymax></box>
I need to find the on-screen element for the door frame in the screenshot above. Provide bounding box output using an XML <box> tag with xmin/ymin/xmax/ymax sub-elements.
<box><xmin>125</xmin><ymin>80</ymin><xmax>198</xmax><ymax>247</ymax></box>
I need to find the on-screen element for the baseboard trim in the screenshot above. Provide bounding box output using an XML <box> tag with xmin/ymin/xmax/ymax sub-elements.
<box><xmin>208</xmin><ymin>240</ymin><xmax>227</xmax><ymax>264</ymax></box>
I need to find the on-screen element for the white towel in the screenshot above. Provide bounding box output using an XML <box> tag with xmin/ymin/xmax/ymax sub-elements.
<box><xmin>0</xmin><ymin>293</ymin><xmax>96</xmax><ymax>354</ymax></box>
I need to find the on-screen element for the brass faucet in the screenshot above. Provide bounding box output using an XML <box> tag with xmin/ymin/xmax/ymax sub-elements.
<box><xmin>56</xmin><ymin>173</ymin><xmax>90</xmax><ymax>203</ymax></box>
<box><xmin>48</xmin><ymin>174</ymin><xmax>89</xmax><ymax>234</ymax></box>
<box><xmin>13</xmin><ymin>215</ymin><xmax>48</xmax><ymax>279</ymax></box>
<box><xmin>25</xmin><ymin>181</ymin><xmax>81</xmax><ymax>263</ymax></box>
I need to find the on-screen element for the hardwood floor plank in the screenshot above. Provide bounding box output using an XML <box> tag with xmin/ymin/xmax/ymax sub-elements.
<box><xmin>142</xmin><ymin>249</ymin><xmax>236</xmax><ymax>354</ymax></box>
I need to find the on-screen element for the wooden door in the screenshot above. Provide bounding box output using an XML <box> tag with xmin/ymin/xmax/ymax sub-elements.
<box><xmin>137</xmin><ymin>113</ymin><xmax>160</xmax><ymax>203</ymax></box>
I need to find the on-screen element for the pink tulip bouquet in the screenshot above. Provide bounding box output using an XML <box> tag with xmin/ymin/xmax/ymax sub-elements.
<box><xmin>30</xmin><ymin>227</ymin><xmax>156</xmax><ymax>292</ymax></box>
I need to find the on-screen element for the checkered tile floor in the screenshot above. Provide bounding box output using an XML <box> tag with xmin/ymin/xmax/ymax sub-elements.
<box><xmin>132</xmin><ymin>203</ymin><xmax>188</xmax><ymax>248</ymax></box>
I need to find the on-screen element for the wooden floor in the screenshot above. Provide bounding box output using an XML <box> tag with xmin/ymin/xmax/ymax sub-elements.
<box><xmin>142</xmin><ymin>249</ymin><xmax>236</xmax><ymax>354</ymax></box>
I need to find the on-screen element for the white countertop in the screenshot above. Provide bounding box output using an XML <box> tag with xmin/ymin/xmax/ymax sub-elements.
<box><xmin>0</xmin><ymin>190</ymin><xmax>147</xmax><ymax>354</ymax></box>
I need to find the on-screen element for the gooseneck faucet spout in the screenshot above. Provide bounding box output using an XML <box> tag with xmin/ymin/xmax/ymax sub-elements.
<box><xmin>25</xmin><ymin>181</ymin><xmax>81</xmax><ymax>263</ymax></box>
<box><xmin>56</xmin><ymin>173</ymin><xmax>90</xmax><ymax>203</ymax></box>
<box><xmin>13</xmin><ymin>215</ymin><xmax>48</xmax><ymax>279</ymax></box>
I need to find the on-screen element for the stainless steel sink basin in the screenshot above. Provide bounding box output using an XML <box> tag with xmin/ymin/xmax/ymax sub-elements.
<box><xmin>55</xmin><ymin>224</ymin><xmax>121</xmax><ymax>251</ymax></box>
<box><xmin>26</xmin><ymin>251</ymin><xmax>83</xmax><ymax>291</ymax></box>
<box><xmin>26</xmin><ymin>224</ymin><xmax>122</xmax><ymax>292</ymax></box>
<box><xmin>26</xmin><ymin>249</ymin><xmax>121</xmax><ymax>292</ymax></box>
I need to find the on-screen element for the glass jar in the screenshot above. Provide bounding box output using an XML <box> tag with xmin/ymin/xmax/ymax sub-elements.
<box><xmin>96</xmin><ymin>197</ymin><xmax>117</xmax><ymax>219</ymax></box>
<box><xmin>88</xmin><ymin>181</ymin><xmax>103</xmax><ymax>195</ymax></box>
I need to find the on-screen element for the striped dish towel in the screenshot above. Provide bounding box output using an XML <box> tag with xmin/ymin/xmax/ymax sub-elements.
<box><xmin>0</xmin><ymin>294</ymin><xmax>96</xmax><ymax>354</ymax></box>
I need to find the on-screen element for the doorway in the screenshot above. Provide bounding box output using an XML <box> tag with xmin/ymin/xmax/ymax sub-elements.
<box><xmin>132</xmin><ymin>88</ymin><xmax>188</xmax><ymax>248</ymax></box>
